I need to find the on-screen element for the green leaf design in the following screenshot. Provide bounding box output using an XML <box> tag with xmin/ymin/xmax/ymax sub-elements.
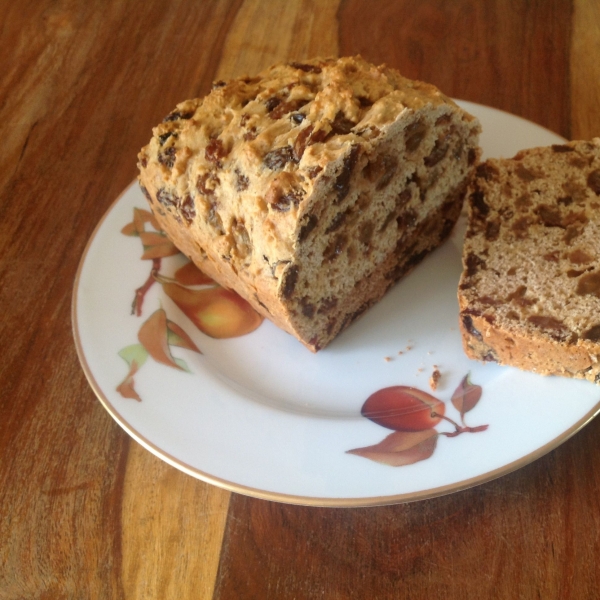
<box><xmin>118</xmin><ymin>344</ymin><xmax>149</xmax><ymax>369</ymax></box>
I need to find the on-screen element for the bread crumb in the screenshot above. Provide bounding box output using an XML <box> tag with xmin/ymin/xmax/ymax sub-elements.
<box><xmin>429</xmin><ymin>368</ymin><xmax>441</xmax><ymax>390</ymax></box>
<box><xmin>384</xmin><ymin>356</ymin><xmax>392</xmax><ymax>362</ymax></box>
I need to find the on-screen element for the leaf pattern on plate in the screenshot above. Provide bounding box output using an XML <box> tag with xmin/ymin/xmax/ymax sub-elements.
<box><xmin>347</xmin><ymin>430</ymin><xmax>438</xmax><ymax>467</ymax></box>
<box><xmin>348</xmin><ymin>373</ymin><xmax>488</xmax><ymax>466</ymax></box>
<box><xmin>116</xmin><ymin>206</ymin><xmax>264</xmax><ymax>401</ymax></box>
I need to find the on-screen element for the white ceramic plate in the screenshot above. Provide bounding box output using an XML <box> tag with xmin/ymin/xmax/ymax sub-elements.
<box><xmin>73</xmin><ymin>102</ymin><xmax>600</xmax><ymax>506</ymax></box>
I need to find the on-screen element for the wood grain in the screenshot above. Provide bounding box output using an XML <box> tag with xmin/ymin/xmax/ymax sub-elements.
<box><xmin>216</xmin><ymin>0</ymin><xmax>340</xmax><ymax>80</ymax></box>
<box><xmin>338</xmin><ymin>0</ymin><xmax>572</xmax><ymax>137</ymax></box>
<box><xmin>215</xmin><ymin>418</ymin><xmax>600</xmax><ymax>600</ymax></box>
<box><xmin>0</xmin><ymin>1</ymin><xmax>239</xmax><ymax>597</ymax></box>
<box><xmin>121</xmin><ymin>444</ymin><xmax>230</xmax><ymax>599</ymax></box>
<box><xmin>571</xmin><ymin>0</ymin><xmax>600</xmax><ymax>139</ymax></box>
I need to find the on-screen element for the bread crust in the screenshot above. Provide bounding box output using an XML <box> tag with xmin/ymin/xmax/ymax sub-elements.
<box><xmin>139</xmin><ymin>56</ymin><xmax>481</xmax><ymax>350</ymax></box>
<box><xmin>459</xmin><ymin>139</ymin><xmax>600</xmax><ymax>383</ymax></box>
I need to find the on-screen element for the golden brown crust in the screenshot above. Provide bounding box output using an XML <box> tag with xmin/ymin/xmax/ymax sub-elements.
<box><xmin>459</xmin><ymin>139</ymin><xmax>600</xmax><ymax>383</ymax></box>
<box><xmin>138</xmin><ymin>56</ymin><xmax>481</xmax><ymax>350</ymax></box>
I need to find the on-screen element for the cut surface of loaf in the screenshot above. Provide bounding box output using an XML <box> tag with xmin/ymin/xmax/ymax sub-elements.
<box><xmin>138</xmin><ymin>56</ymin><xmax>481</xmax><ymax>351</ymax></box>
<box><xmin>458</xmin><ymin>139</ymin><xmax>600</xmax><ymax>383</ymax></box>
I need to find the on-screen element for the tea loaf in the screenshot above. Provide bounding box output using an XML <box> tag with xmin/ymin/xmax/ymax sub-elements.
<box><xmin>458</xmin><ymin>139</ymin><xmax>600</xmax><ymax>383</ymax></box>
<box><xmin>138</xmin><ymin>56</ymin><xmax>481</xmax><ymax>351</ymax></box>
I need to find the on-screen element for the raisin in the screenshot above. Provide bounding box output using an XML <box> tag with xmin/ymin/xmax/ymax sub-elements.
<box><xmin>396</xmin><ymin>188</ymin><xmax>412</xmax><ymax>208</ymax></box>
<box><xmin>243</xmin><ymin>127</ymin><xmax>257</xmax><ymax>141</ymax></box>
<box><xmin>158</xmin><ymin>147</ymin><xmax>176</xmax><ymax>168</ymax></box>
<box><xmin>271</xmin><ymin>99</ymin><xmax>309</xmax><ymax>120</ymax></box>
<box><xmin>300</xmin><ymin>298</ymin><xmax>316</xmax><ymax>318</ymax></box>
<box><xmin>528</xmin><ymin>315</ymin><xmax>574</xmax><ymax>341</ymax></box>
<box><xmin>424</xmin><ymin>137</ymin><xmax>449</xmax><ymax>167</ymax></box>
<box><xmin>576</xmin><ymin>272</ymin><xmax>600</xmax><ymax>298</ymax></box>
<box><xmin>294</xmin><ymin>125</ymin><xmax>314</xmax><ymax>160</ymax></box>
<box><xmin>470</xmin><ymin>190</ymin><xmax>489</xmax><ymax>217</ymax></box>
<box><xmin>511</xmin><ymin>216</ymin><xmax>532</xmax><ymax>238</ymax></box>
<box><xmin>330</xmin><ymin>111</ymin><xmax>355</xmax><ymax>135</ymax></box>
<box><xmin>265</xmin><ymin>97</ymin><xmax>282</xmax><ymax>112</ymax></box>
<box><xmin>205</xmin><ymin>138</ymin><xmax>228</xmax><ymax>167</ymax></box>
<box><xmin>569</xmin><ymin>249</ymin><xmax>593</xmax><ymax>264</ymax></box>
<box><xmin>363</xmin><ymin>154</ymin><xmax>398</xmax><ymax>190</ymax></box>
<box><xmin>507</xmin><ymin>286</ymin><xmax>535</xmax><ymax>306</ymax></box>
<box><xmin>468</xmin><ymin>148</ymin><xmax>477</xmax><ymax>165</ymax></box>
<box><xmin>587</xmin><ymin>169</ymin><xmax>600</xmax><ymax>195</ymax></box>
<box><xmin>563</xmin><ymin>226</ymin><xmax>583</xmax><ymax>244</ymax></box>
<box><xmin>358</xmin><ymin>221</ymin><xmax>374</xmax><ymax>246</ymax></box>
<box><xmin>139</xmin><ymin>185</ymin><xmax>152</xmax><ymax>202</ymax></box>
<box><xmin>196</xmin><ymin>172</ymin><xmax>220</xmax><ymax>198</ymax></box>
<box><xmin>299</xmin><ymin>214</ymin><xmax>318</xmax><ymax>242</ymax></box>
<box><xmin>583</xmin><ymin>325</ymin><xmax>600</xmax><ymax>342</ymax></box>
<box><xmin>515</xmin><ymin>165</ymin><xmax>538</xmax><ymax>181</ymax></box>
<box><xmin>435</xmin><ymin>114</ymin><xmax>452</xmax><ymax>126</ymax></box>
<box><xmin>307</xmin><ymin>166</ymin><xmax>322</xmax><ymax>179</ymax></box>
<box><xmin>158</xmin><ymin>132</ymin><xmax>174</xmax><ymax>146</ymax></box>
<box><xmin>264</xmin><ymin>146</ymin><xmax>297</xmax><ymax>170</ymax></box>
<box><xmin>567</xmin><ymin>269</ymin><xmax>585</xmax><ymax>278</ymax></box>
<box><xmin>234</xmin><ymin>169</ymin><xmax>249</xmax><ymax>191</ymax></box>
<box><xmin>485</xmin><ymin>220</ymin><xmax>501</xmax><ymax>241</ymax></box>
<box><xmin>180</xmin><ymin>195</ymin><xmax>196</xmax><ymax>224</ymax></box>
<box><xmin>207</xmin><ymin>203</ymin><xmax>225</xmax><ymax>234</ymax></box>
<box><xmin>291</xmin><ymin>113</ymin><xmax>305</xmax><ymax>125</ymax></box>
<box><xmin>357</xmin><ymin>96</ymin><xmax>373</xmax><ymax>108</ymax></box>
<box><xmin>536</xmin><ymin>205</ymin><xmax>563</xmax><ymax>227</ymax></box>
<box><xmin>269</xmin><ymin>190</ymin><xmax>302</xmax><ymax>212</ymax></box>
<box><xmin>212</xmin><ymin>80</ymin><xmax>227</xmax><ymax>88</ymax></box>
<box><xmin>465</xmin><ymin>253</ymin><xmax>487</xmax><ymax>277</ymax></box>
<box><xmin>552</xmin><ymin>144</ymin><xmax>575</xmax><ymax>152</ymax></box>
<box><xmin>405</xmin><ymin>120</ymin><xmax>427</xmax><ymax>152</ymax></box>
<box><xmin>515</xmin><ymin>195</ymin><xmax>532</xmax><ymax>211</ymax></box>
<box><xmin>334</xmin><ymin>146</ymin><xmax>359</xmax><ymax>203</ymax></box>
<box><xmin>326</xmin><ymin>210</ymin><xmax>347</xmax><ymax>234</ymax></box>
<box><xmin>324</xmin><ymin>233</ymin><xmax>348</xmax><ymax>261</ymax></box>
<box><xmin>289</xmin><ymin>62</ymin><xmax>322</xmax><ymax>73</ymax></box>
<box><xmin>476</xmin><ymin>163</ymin><xmax>499</xmax><ymax>181</ymax></box>
<box><xmin>156</xmin><ymin>188</ymin><xmax>179</xmax><ymax>208</ymax></box>
<box><xmin>462</xmin><ymin>314</ymin><xmax>482</xmax><ymax>340</ymax></box>
<box><xmin>232</xmin><ymin>220</ymin><xmax>251</xmax><ymax>257</ymax></box>
<box><xmin>282</xmin><ymin>265</ymin><xmax>299</xmax><ymax>298</ymax></box>
<box><xmin>318</xmin><ymin>297</ymin><xmax>338</xmax><ymax>314</ymax></box>
<box><xmin>163</xmin><ymin>110</ymin><xmax>195</xmax><ymax>122</ymax></box>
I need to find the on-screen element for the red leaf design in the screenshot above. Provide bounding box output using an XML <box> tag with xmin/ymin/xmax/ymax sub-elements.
<box><xmin>116</xmin><ymin>361</ymin><xmax>142</xmax><ymax>401</ymax></box>
<box><xmin>138</xmin><ymin>308</ymin><xmax>184</xmax><ymax>370</ymax></box>
<box><xmin>347</xmin><ymin>429</ymin><xmax>438</xmax><ymax>466</ymax></box>
<box><xmin>174</xmin><ymin>261</ymin><xmax>215</xmax><ymax>286</ymax></box>
<box><xmin>451</xmin><ymin>373</ymin><xmax>482</xmax><ymax>419</ymax></box>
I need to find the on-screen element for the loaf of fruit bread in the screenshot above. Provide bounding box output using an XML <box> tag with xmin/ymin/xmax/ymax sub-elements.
<box><xmin>138</xmin><ymin>56</ymin><xmax>481</xmax><ymax>351</ymax></box>
<box><xmin>458</xmin><ymin>139</ymin><xmax>600</xmax><ymax>383</ymax></box>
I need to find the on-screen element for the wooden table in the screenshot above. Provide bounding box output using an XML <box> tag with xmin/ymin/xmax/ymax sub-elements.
<box><xmin>2</xmin><ymin>1</ymin><xmax>600</xmax><ymax>598</ymax></box>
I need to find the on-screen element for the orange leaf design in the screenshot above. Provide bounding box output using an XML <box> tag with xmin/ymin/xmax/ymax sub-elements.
<box><xmin>451</xmin><ymin>373</ymin><xmax>482</xmax><ymax>420</ymax></box>
<box><xmin>139</xmin><ymin>231</ymin><xmax>180</xmax><ymax>259</ymax></box>
<box><xmin>138</xmin><ymin>308</ymin><xmax>183</xmax><ymax>370</ymax></box>
<box><xmin>174</xmin><ymin>261</ymin><xmax>215</xmax><ymax>286</ymax></box>
<box><xmin>347</xmin><ymin>429</ymin><xmax>438</xmax><ymax>467</ymax></box>
<box><xmin>167</xmin><ymin>319</ymin><xmax>202</xmax><ymax>353</ymax></box>
<box><xmin>116</xmin><ymin>361</ymin><xmax>142</xmax><ymax>401</ymax></box>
